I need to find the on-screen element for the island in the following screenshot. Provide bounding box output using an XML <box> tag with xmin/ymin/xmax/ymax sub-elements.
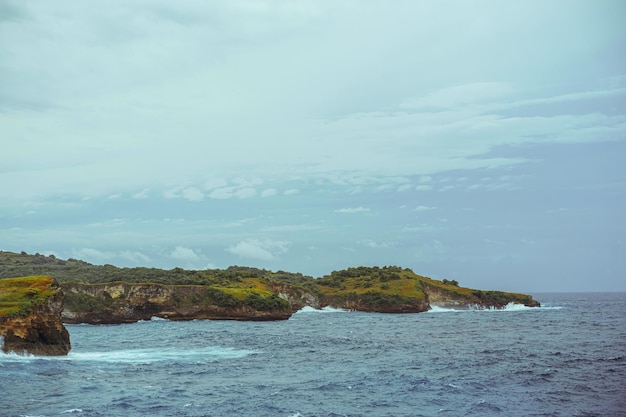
<box><xmin>1</xmin><ymin>251</ymin><xmax>540</xmax><ymax>355</ymax></box>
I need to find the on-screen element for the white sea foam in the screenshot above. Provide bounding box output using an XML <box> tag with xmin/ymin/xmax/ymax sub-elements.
<box><xmin>295</xmin><ymin>306</ymin><xmax>348</xmax><ymax>314</ymax></box>
<box><xmin>428</xmin><ymin>302</ymin><xmax>553</xmax><ymax>313</ymax></box>
<box><xmin>66</xmin><ymin>346</ymin><xmax>256</xmax><ymax>363</ymax></box>
<box><xmin>0</xmin><ymin>346</ymin><xmax>256</xmax><ymax>364</ymax></box>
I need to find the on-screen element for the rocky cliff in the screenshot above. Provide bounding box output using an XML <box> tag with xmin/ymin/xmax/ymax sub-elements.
<box><xmin>62</xmin><ymin>281</ymin><xmax>292</xmax><ymax>324</ymax></box>
<box><xmin>1</xmin><ymin>252</ymin><xmax>540</xmax><ymax>323</ymax></box>
<box><xmin>0</xmin><ymin>276</ymin><xmax>71</xmax><ymax>356</ymax></box>
<box><xmin>422</xmin><ymin>282</ymin><xmax>541</xmax><ymax>309</ymax></box>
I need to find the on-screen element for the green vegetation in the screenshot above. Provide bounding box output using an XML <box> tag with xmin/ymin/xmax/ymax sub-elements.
<box><xmin>315</xmin><ymin>266</ymin><xmax>428</xmax><ymax>310</ymax></box>
<box><xmin>471</xmin><ymin>289</ymin><xmax>536</xmax><ymax>306</ymax></box>
<box><xmin>0</xmin><ymin>252</ymin><xmax>313</xmax><ymax>286</ymax></box>
<box><xmin>0</xmin><ymin>251</ymin><xmax>538</xmax><ymax>314</ymax></box>
<box><xmin>0</xmin><ymin>276</ymin><xmax>56</xmax><ymax>318</ymax></box>
<box><xmin>64</xmin><ymin>291</ymin><xmax>117</xmax><ymax>313</ymax></box>
<box><xmin>317</xmin><ymin>266</ymin><xmax>425</xmax><ymax>299</ymax></box>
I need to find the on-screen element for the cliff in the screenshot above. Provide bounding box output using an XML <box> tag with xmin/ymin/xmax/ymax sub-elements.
<box><xmin>0</xmin><ymin>252</ymin><xmax>540</xmax><ymax>323</ymax></box>
<box><xmin>422</xmin><ymin>281</ymin><xmax>540</xmax><ymax>309</ymax></box>
<box><xmin>0</xmin><ymin>276</ymin><xmax>71</xmax><ymax>356</ymax></box>
<box><xmin>314</xmin><ymin>266</ymin><xmax>540</xmax><ymax>312</ymax></box>
<box><xmin>62</xmin><ymin>280</ymin><xmax>292</xmax><ymax>324</ymax></box>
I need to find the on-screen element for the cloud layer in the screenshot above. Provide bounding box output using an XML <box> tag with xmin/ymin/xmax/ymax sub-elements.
<box><xmin>1</xmin><ymin>0</ymin><xmax>625</xmax><ymax>291</ymax></box>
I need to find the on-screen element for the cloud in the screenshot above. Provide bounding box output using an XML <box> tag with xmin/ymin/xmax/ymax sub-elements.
<box><xmin>72</xmin><ymin>248</ymin><xmax>114</xmax><ymax>263</ymax></box>
<box><xmin>120</xmin><ymin>250</ymin><xmax>152</xmax><ymax>264</ymax></box>
<box><xmin>415</xmin><ymin>185</ymin><xmax>433</xmax><ymax>191</ymax></box>
<box><xmin>182</xmin><ymin>187</ymin><xmax>204</xmax><ymax>202</ymax></box>
<box><xmin>335</xmin><ymin>207</ymin><xmax>370</xmax><ymax>214</ymax></box>
<box><xmin>358</xmin><ymin>239</ymin><xmax>397</xmax><ymax>248</ymax></box>
<box><xmin>236</xmin><ymin>188</ymin><xmax>257</xmax><ymax>199</ymax></box>
<box><xmin>260</xmin><ymin>224</ymin><xmax>319</xmax><ymax>232</ymax></box>
<box><xmin>208</xmin><ymin>186</ymin><xmax>257</xmax><ymax>199</ymax></box>
<box><xmin>261</xmin><ymin>188</ymin><xmax>278</xmax><ymax>197</ymax></box>
<box><xmin>414</xmin><ymin>205</ymin><xmax>436</xmax><ymax>211</ymax></box>
<box><xmin>170</xmin><ymin>246</ymin><xmax>203</xmax><ymax>262</ymax></box>
<box><xmin>226</xmin><ymin>239</ymin><xmax>289</xmax><ymax>261</ymax></box>
<box><xmin>133</xmin><ymin>189</ymin><xmax>150</xmax><ymax>199</ymax></box>
<box><xmin>1</xmin><ymin>1</ymin><xmax>625</xmax><ymax>207</ymax></box>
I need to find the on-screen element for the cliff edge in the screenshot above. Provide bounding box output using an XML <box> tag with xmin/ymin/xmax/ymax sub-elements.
<box><xmin>62</xmin><ymin>280</ymin><xmax>292</xmax><ymax>324</ymax></box>
<box><xmin>0</xmin><ymin>276</ymin><xmax>71</xmax><ymax>356</ymax></box>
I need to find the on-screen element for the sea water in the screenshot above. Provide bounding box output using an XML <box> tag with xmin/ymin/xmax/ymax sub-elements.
<box><xmin>1</xmin><ymin>293</ymin><xmax>625</xmax><ymax>417</ymax></box>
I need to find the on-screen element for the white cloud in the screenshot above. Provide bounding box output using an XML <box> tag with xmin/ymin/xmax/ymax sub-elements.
<box><xmin>120</xmin><ymin>250</ymin><xmax>152</xmax><ymax>264</ymax></box>
<box><xmin>415</xmin><ymin>185</ymin><xmax>433</xmax><ymax>191</ymax></box>
<box><xmin>358</xmin><ymin>239</ymin><xmax>397</xmax><ymax>248</ymax></box>
<box><xmin>260</xmin><ymin>224</ymin><xmax>319</xmax><ymax>232</ymax></box>
<box><xmin>163</xmin><ymin>189</ymin><xmax>179</xmax><ymax>199</ymax></box>
<box><xmin>226</xmin><ymin>239</ymin><xmax>289</xmax><ymax>261</ymax></box>
<box><xmin>72</xmin><ymin>248</ymin><xmax>114</xmax><ymax>263</ymax></box>
<box><xmin>208</xmin><ymin>187</ymin><xmax>235</xmax><ymax>199</ymax></box>
<box><xmin>133</xmin><ymin>189</ymin><xmax>150</xmax><ymax>199</ymax></box>
<box><xmin>414</xmin><ymin>205</ymin><xmax>436</xmax><ymax>211</ymax></box>
<box><xmin>261</xmin><ymin>188</ymin><xmax>278</xmax><ymax>197</ymax></box>
<box><xmin>208</xmin><ymin>186</ymin><xmax>257</xmax><ymax>199</ymax></box>
<box><xmin>335</xmin><ymin>207</ymin><xmax>370</xmax><ymax>214</ymax></box>
<box><xmin>284</xmin><ymin>188</ymin><xmax>300</xmax><ymax>196</ymax></box>
<box><xmin>170</xmin><ymin>246</ymin><xmax>203</xmax><ymax>262</ymax></box>
<box><xmin>235</xmin><ymin>188</ymin><xmax>257</xmax><ymax>199</ymax></box>
<box><xmin>182</xmin><ymin>187</ymin><xmax>204</xmax><ymax>202</ymax></box>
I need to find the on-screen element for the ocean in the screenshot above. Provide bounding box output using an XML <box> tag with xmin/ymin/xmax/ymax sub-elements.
<box><xmin>1</xmin><ymin>292</ymin><xmax>625</xmax><ymax>417</ymax></box>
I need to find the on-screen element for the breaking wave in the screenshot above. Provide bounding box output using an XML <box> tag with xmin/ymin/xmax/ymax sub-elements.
<box><xmin>428</xmin><ymin>302</ymin><xmax>562</xmax><ymax>313</ymax></box>
<box><xmin>0</xmin><ymin>346</ymin><xmax>256</xmax><ymax>364</ymax></box>
<box><xmin>294</xmin><ymin>306</ymin><xmax>348</xmax><ymax>314</ymax></box>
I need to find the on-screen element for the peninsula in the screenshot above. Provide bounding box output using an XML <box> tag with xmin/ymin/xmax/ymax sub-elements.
<box><xmin>1</xmin><ymin>250</ymin><xmax>539</xmax><ymax>321</ymax></box>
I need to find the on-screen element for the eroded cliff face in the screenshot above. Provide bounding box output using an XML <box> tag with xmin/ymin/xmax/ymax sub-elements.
<box><xmin>0</xmin><ymin>277</ymin><xmax>71</xmax><ymax>356</ymax></box>
<box><xmin>269</xmin><ymin>282</ymin><xmax>321</xmax><ymax>311</ymax></box>
<box><xmin>62</xmin><ymin>282</ymin><xmax>292</xmax><ymax>324</ymax></box>
<box><xmin>423</xmin><ymin>283</ymin><xmax>540</xmax><ymax>309</ymax></box>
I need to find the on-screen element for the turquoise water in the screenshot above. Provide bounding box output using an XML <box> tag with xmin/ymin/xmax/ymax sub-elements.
<box><xmin>1</xmin><ymin>293</ymin><xmax>625</xmax><ymax>416</ymax></box>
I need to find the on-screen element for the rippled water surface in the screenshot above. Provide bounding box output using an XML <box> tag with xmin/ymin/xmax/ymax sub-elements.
<box><xmin>1</xmin><ymin>293</ymin><xmax>625</xmax><ymax>416</ymax></box>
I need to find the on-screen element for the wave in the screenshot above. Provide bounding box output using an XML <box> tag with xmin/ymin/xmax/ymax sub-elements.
<box><xmin>0</xmin><ymin>346</ymin><xmax>256</xmax><ymax>364</ymax></box>
<box><xmin>294</xmin><ymin>306</ymin><xmax>349</xmax><ymax>314</ymax></box>
<box><xmin>428</xmin><ymin>302</ymin><xmax>563</xmax><ymax>313</ymax></box>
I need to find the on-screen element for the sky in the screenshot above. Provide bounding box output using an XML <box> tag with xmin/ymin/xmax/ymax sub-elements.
<box><xmin>1</xmin><ymin>0</ymin><xmax>625</xmax><ymax>292</ymax></box>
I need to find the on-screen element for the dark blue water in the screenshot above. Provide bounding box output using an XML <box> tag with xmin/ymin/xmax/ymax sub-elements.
<box><xmin>1</xmin><ymin>293</ymin><xmax>625</xmax><ymax>417</ymax></box>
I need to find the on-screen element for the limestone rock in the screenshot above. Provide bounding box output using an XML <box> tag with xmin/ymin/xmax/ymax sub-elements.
<box><xmin>0</xmin><ymin>276</ymin><xmax>71</xmax><ymax>356</ymax></box>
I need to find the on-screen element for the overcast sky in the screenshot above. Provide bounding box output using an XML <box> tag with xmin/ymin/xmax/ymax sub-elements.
<box><xmin>1</xmin><ymin>1</ymin><xmax>625</xmax><ymax>292</ymax></box>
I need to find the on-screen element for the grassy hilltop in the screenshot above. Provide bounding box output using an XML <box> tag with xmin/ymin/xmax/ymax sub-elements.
<box><xmin>0</xmin><ymin>275</ymin><xmax>57</xmax><ymax>318</ymax></box>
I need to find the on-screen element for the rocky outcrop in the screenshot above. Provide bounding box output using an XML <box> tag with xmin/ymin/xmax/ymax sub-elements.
<box><xmin>269</xmin><ymin>282</ymin><xmax>321</xmax><ymax>311</ymax></box>
<box><xmin>0</xmin><ymin>276</ymin><xmax>71</xmax><ymax>356</ymax></box>
<box><xmin>62</xmin><ymin>282</ymin><xmax>292</xmax><ymax>324</ymax></box>
<box><xmin>423</xmin><ymin>282</ymin><xmax>541</xmax><ymax>309</ymax></box>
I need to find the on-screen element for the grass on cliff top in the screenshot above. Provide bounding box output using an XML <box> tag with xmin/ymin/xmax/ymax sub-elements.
<box><xmin>315</xmin><ymin>266</ymin><xmax>534</xmax><ymax>305</ymax></box>
<box><xmin>214</xmin><ymin>278</ymin><xmax>274</xmax><ymax>300</ymax></box>
<box><xmin>316</xmin><ymin>266</ymin><xmax>427</xmax><ymax>301</ymax></box>
<box><xmin>0</xmin><ymin>275</ymin><xmax>55</xmax><ymax>317</ymax></box>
